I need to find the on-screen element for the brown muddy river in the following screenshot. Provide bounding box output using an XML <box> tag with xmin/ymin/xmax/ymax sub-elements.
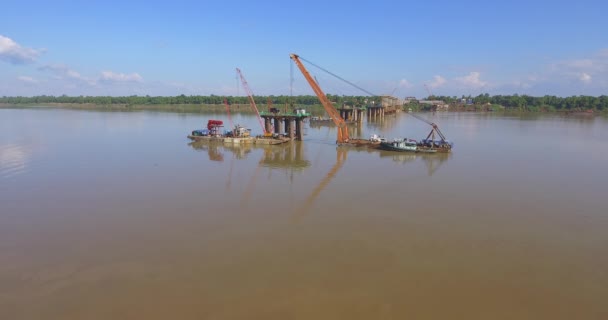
<box><xmin>1</xmin><ymin>108</ymin><xmax>607</xmax><ymax>319</ymax></box>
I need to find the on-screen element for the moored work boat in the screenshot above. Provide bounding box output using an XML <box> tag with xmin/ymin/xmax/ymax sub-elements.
<box><xmin>379</xmin><ymin>138</ymin><xmax>453</xmax><ymax>153</ymax></box>
<box><xmin>379</xmin><ymin>138</ymin><xmax>427</xmax><ymax>152</ymax></box>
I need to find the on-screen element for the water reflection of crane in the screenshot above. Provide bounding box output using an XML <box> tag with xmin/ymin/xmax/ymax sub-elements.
<box><xmin>239</xmin><ymin>142</ymin><xmax>311</xmax><ymax>208</ymax></box>
<box><xmin>422</xmin><ymin>153</ymin><xmax>450</xmax><ymax>176</ymax></box>
<box><xmin>295</xmin><ymin>147</ymin><xmax>347</xmax><ymax>219</ymax></box>
<box><xmin>188</xmin><ymin>141</ymin><xmax>225</xmax><ymax>162</ymax></box>
<box><xmin>188</xmin><ymin>141</ymin><xmax>255</xmax><ymax>162</ymax></box>
<box><xmin>378</xmin><ymin>151</ymin><xmax>451</xmax><ymax>176</ymax></box>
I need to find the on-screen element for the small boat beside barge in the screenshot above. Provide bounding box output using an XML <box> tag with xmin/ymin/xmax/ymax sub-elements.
<box><xmin>379</xmin><ymin>138</ymin><xmax>422</xmax><ymax>152</ymax></box>
<box><xmin>379</xmin><ymin>138</ymin><xmax>453</xmax><ymax>153</ymax></box>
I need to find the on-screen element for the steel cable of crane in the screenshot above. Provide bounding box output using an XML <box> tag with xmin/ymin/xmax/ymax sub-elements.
<box><xmin>407</xmin><ymin>112</ymin><xmax>434</xmax><ymax>125</ymax></box>
<box><xmin>297</xmin><ymin>56</ymin><xmax>379</xmax><ymax>97</ymax></box>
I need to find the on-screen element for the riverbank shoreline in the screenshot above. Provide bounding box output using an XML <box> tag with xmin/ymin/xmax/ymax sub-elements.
<box><xmin>1</xmin><ymin>103</ymin><xmax>605</xmax><ymax>115</ymax></box>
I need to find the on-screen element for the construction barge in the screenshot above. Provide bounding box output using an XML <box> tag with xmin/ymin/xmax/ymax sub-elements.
<box><xmin>188</xmin><ymin>135</ymin><xmax>291</xmax><ymax>145</ymax></box>
<box><xmin>188</xmin><ymin>120</ymin><xmax>291</xmax><ymax>145</ymax></box>
<box><xmin>289</xmin><ymin>53</ymin><xmax>453</xmax><ymax>153</ymax></box>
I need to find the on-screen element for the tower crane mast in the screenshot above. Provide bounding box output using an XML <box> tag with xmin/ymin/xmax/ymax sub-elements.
<box><xmin>424</xmin><ymin>84</ymin><xmax>433</xmax><ymax>98</ymax></box>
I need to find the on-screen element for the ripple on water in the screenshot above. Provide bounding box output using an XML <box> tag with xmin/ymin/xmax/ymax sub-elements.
<box><xmin>0</xmin><ymin>144</ymin><xmax>31</xmax><ymax>179</ymax></box>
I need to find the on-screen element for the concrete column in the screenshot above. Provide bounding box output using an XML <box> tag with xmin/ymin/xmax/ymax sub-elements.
<box><xmin>284</xmin><ymin>119</ymin><xmax>291</xmax><ymax>138</ymax></box>
<box><xmin>288</xmin><ymin>120</ymin><xmax>294</xmax><ymax>139</ymax></box>
<box><xmin>265</xmin><ymin>118</ymin><xmax>272</xmax><ymax>133</ymax></box>
<box><xmin>295</xmin><ymin>118</ymin><xmax>303</xmax><ymax>140</ymax></box>
<box><xmin>274</xmin><ymin>118</ymin><xmax>280</xmax><ymax>134</ymax></box>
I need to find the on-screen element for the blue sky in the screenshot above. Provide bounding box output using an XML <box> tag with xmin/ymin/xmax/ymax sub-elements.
<box><xmin>1</xmin><ymin>0</ymin><xmax>607</xmax><ymax>97</ymax></box>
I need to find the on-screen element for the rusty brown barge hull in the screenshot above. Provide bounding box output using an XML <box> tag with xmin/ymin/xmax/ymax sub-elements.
<box><xmin>338</xmin><ymin>139</ymin><xmax>452</xmax><ymax>153</ymax></box>
<box><xmin>187</xmin><ymin>135</ymin><xmax>290</xmax><ymax>145</ymax></box>
<box><xmin>338</xmin><ymin>139</ymin><xmax>381</xmax><ymax>148</ymax></box>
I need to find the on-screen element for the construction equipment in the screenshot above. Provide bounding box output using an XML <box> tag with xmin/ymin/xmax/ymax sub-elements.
<box><xmin>406</xmin><ymin>112</ymin><xmax>452</xmax><ymax>151</ymax></box>
<box><xmin>290</xmin><ymin>53</ymin><xmax>349</xmax><ymax>143</ymax></box>
<box><xmin>207</xmin><ymin>120</ymin><xmax>224</xmax><ymax>136</ymax></box>
<box><xmin>236</xmin><ymin>68</ymin><xmax>272</xmax><ymax>137</ymax></box>
<box><xmin>407</xmin><ymin>113</ymin><xmax>447</xmax><ymax>141</ymax></box>
<box><xmin>424</xmin><ymin>84</ymin><xmax>433</xmax><ymax>98</ymax></box>
<box><xmin>223</xmin><ymin>98</ymin><xmax>234</xmax><ymax>130</ymax></box>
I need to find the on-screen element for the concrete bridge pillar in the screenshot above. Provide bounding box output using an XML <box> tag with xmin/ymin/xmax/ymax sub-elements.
<box><xmin>274</xmin><ymin>118</ymin><xmax>281</xmax><ymax>134</ymax></box>
<box><xmin>295</xmin><ymin>118</ymin><xmax>303</xmax><ymax>140</ymax></box>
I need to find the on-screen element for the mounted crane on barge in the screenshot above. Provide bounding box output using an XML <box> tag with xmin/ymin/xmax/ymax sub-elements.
<box><xmin>236</xmin><ymin>68</ymin><xmax>270</xmax><ymax>137</ymax></box>
<box><xmin>290</xmin><ymin>53</ymin><xmax>379</xmax><ymax>147</ymax></box>
<box><xmin>290</xmin><ymin>53</ymin><xmax>453</xmax><ymax>152</ymax></box>
<box><xmin>407</xmin><ymin>112</ymin><xmax>453</xmax><ymax>152</ymax></box>
<box><xmin>236</xmin><ymin>68</ymin><xmax>291</xmax><ymax>144</ymax></box>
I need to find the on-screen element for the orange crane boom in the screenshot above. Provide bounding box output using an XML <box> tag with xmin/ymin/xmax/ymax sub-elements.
<box><xmin>223</xmin><ymin>97</ymin><xmax>234</xmax><ymax>130</ymax></box>
<box><xmin>290</xmin><ymin>53</ymin><xmax>349</xmax><ymax>143</ymax></box>
<box><xmin>236</xmin><ymin>68</ymin><xmax>267</xmax><ymax>135</ymax></box>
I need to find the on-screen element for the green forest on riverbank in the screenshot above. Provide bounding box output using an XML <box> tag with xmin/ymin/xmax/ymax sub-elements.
<box><xmin>2</xmin><ymin>94</ymin><xmax>607</xmax><ymax>112</ymax></box>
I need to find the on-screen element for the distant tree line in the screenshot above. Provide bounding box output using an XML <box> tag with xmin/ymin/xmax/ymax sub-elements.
<box><xmin>427</xmin><ymin>94</ymin><xmax>608</xmax><ymax>111</ymax></box>
<box><xmin>0</xmin><ymin>94</ymin><xmax>370</xmax><ymax>107</ymax></box>
<box><xmin>2</xmin><ymin>94</ymin><xmax>607</xmax><ymax>111</ymax></box>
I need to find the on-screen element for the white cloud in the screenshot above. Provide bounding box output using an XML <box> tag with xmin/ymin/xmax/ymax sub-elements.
<box><xmin>565</xmin><ymin>59</ymin><xmax>594</xmax><ymax>69</ymax></box>
<box><xmin>551</xmin><ymin>49</ymin><xmax>608</xmax><ymax>83</ymax></box>
<box><xmin>399</xmin><ymin>78</ymin><xmax>413</xmax><ymax>88</ymax></box>
<box><xmin>455</xmin><ymin>72</ymin><xmax>487</xmax><ymax>88</ymax></box>
<box><xmin>38</xmin><ymin>64</ymin><xmax>95</xmax><ymax>85</ymax></box>
<box><xmin>17</xmin><ymin>76</ymin><xmax>39</xmax><ymax>84</ymax></box>
<box><xmin>0</xmin><ymin>35</ymin><xmax>44</xmax><ymax>64</ymax></box>
<box><xmin>100</xmin><ymin>71</ymin><xmax>143</xmax><ymax>83</ymax></box>
<box><xmin>428</xmin><ymin>75</ymin><xmax>446</xmax><ymax>88</ymax></box>
<box><xmin>36</xmin><ymin>64</ymin><xmax>148</xmax><ymax>95</ymax></box>
<box><xmin>579</xmin><ymin>73</ymin><xmax>592</xmax><ymax>83</ymax></box>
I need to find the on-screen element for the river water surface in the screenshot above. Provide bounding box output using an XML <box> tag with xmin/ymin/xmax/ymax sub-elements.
<box><xmin>1</xmin><ymin>108</ymin><xmax>607</xmax><ymax>319</ymax></box>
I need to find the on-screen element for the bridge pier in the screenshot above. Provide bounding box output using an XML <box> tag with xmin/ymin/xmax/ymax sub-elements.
<box><xmin>260</xmin><ymin>112</ymin><xmax>309</xmax><ymax>141</ymax></box>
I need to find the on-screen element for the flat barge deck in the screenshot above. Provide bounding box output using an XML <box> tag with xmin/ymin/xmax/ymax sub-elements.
<box><xmin>187</xmin><ymin>135</ymin><xmax>291</xmax><ymax>145</ymax></box>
